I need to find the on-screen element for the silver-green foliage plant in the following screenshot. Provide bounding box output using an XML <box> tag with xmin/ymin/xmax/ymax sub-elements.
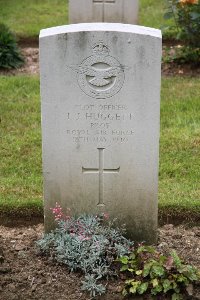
<box><xmin>37</xmin><ymin>204</ymin><xmax>133</xmax><ymax>297</ymax></box>
<box><xmin>0</xmin><ymin>23</ymin><xmax>24</xmax><ymax>69</ymax></box>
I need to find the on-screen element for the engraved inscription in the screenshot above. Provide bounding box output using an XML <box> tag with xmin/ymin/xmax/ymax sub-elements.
<box><xmin>82</xmin><ymin>148</ymin><xmax>120</xmax><ymax>206</ymax></box>
<box><xmin>66</xmin><ymin>102</ymin><xmax>135</xmax><ymax>145</ymax></box>
<box><xmin>72</xmin><ymin>42</ymin><xmax>125</xmax><ymax>99</ymax></box>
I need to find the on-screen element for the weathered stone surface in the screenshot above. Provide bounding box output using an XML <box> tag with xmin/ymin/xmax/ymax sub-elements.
<box><xmin>69</xmin><ymin>0</ymin><xmax>139</xmax><ymax>24</ymax></box>
<box><xmin>40</xmin><ymin>23</ymin><xmax>162</xmax><ymax>243</ymax></box>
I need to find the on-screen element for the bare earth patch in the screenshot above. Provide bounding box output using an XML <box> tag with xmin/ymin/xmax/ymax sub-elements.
<box><xmin>0</xmin><ymin>47</ymin><xmax>39</xmax><ymax>76</ymax></box>
<box><xmin>0</xmin><ymin>46</ymin><xmax>200</xmax><ymax>77</ymax></box>
<box><xmin>0</xmin><ymin>224</ymin><xmax>200</xmax><ymax>300</ymax></box>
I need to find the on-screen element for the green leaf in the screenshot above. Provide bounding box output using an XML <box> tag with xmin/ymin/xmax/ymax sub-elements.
<box><xmin>151</xmin><ymin>265</ymin><xmax>165</xmax><ymax>277</ymax></box>
<box><xmin>151</xmin><ymin>278</ymin><xmax>159</xmax><ymax>288</ymax></box>
<box><xmin>128</xmin><ymin>268</ymin><xmax>134</xmax><ymax>272</ymax></box>
<box><xmin>172</xmin><ymin>293</ymin><xmax>183</xmax><ymax>300</ymax></box>
<box><xmin>129</xmin><ymin>253</ymin><xmax>136</xmax><ymax>259</ymax></box>
<box><xmin>171</xmin><ymin>250</ymin><xmax>182</xmax><ymax>268</ymax></box>
<box><xmin>137</xmin><ymin>246</ymin><xmax>145</xmax><ymax>254</ymax></box>
<box><xmin>197</xmin><ymin>270</ymin><xmax>200</xmax><ymax>280</ymax></box>
<box><xmin>137</xmin><ymin>245</ymin><xmax>155</xmax><ymax>254</ymax></box>
<box><xmin>189</xmin><ymin>12</ymin><xmax>200</xmax><ymax>20</ymax></box>
<box><xmin>120</xmin><ymin>265</ymin><xmax>128</xmax><ymax>272</ymax></box>
<box><xmin>137</xmin><ymin>282</ymin><xmax>148</xmax><ymax>295</ymax></box>
<box><xmin>128</xmin><ymin>280</ymin><xmax>141</xmax><ymax>294</ymax></box>
<box><xmin>129</xmin><ymin>286</ymin><xmax>137</xmax><ymax>294</ymax></box>
<box><xmin>145</xmin><ymin>246</ymin><xmax>156</xmax><ymax>253</ymax></box>
<box><xmin>151</xmin><ymin>284</ymin><xmax>163</xmax><ymax>295</ymax></box>
<box><xmin>131</xmin><ymin>280</ymin><xmax>141</xmax><ymax>287</ymax></box>
<box><xmin>172</xmin><ymin>281</ymin><xmax>178</xmax><ymax>290</ymax></box>
<box><xmin>122</xmin><ymin>288</ymin><xmax>128</xmax><ymax>297</ymax></box>
<box><xmin>136</xmin><ymin>270</ymin><xmax>143</xmax><ymax>275</ymax></box>
<box><xmin>143</xmin><ymin>262</ymin><xmax>153</xmax><ymax>277</ymax></box>
<box><xmin>130</xmin><ymin>260</ymin><xmax>137</xmax><ymax>268</ymax></box>
<box><xmin>125</xmin><ymin>279</ymin><xmax>134</xmax><ymax>285</ymax></box>
<box><xmin>120</xmin><ymin>256</ymin><xmax>129</xmax><ymax>264</ymax></box>
<box><xmin>162</xmin><ymin>279</ymin><xmax>172</xmax><ymax>293</ymax></box>
<box><xmin>181</xmin><ymin>265</ymin><xmax>199</xmax><ymax>281</ymax></box>
<box><xmin>177</xmin><ymin>274</ymin><xmax>188</xmax><ymax>284</ymax></box>
<box><xmin>159</xmin><ymin>255</ymin><xmax>167</xmax><ymax>265</ymax></box>
<box><xmin>174</xmin><ymin>287</ymin><xmax>181</xmax><ymax>294</ymax></box>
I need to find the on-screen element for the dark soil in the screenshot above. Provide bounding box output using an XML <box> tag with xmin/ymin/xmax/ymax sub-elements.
<box><xmin>162</xmin><ymin>45</ymin><xmax>200</xmax><ymax>77</ymax></box>
<box><xmin>0</xmin><ymin>44</ymin><xmax>200</xmax><ymax>77</ymax></box>
<box><xmin>0</xmin><ymin>224</ymin><xmax>200</xmax><ymax>300</ymax></box>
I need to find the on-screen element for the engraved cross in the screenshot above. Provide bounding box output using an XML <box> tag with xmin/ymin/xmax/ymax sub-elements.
<box><xmin>82</xmin><ymin>148</ymin><xmax>120</xmax><ymax>206</ymax></box>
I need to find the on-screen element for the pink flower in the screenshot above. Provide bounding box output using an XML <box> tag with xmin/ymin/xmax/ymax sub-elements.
<box><xmin>78</xmin><ymin>235</ymin><xmax>91</xmax><ymax>241</ymax></box>
<box><xmin>103</xmin><ymin>213</ymin><xmax>109</xmax><ymax>220</ymax></box>
<box><xmin>83</xmin><ymin>237</ymin><xmax>91</xmax><ymax>241</ymax></box>
<box><xmin>50</xmin><ymin>203</ymin><xmax>71</xmax><ymax>222</ymax></box>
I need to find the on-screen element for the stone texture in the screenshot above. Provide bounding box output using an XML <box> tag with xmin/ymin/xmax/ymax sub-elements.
<box><xmin>69</xmin><ymin>0</ymin><xmax>139</xmax><ymax>24</ymax></box>
<box><xmin>40</xmin><ymin>23</ymin><xmax>162</xmax><ymax>243</ymax></box>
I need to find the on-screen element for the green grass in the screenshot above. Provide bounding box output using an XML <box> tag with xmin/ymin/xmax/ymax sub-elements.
<box><xmin>0</xmin><ymin>0</ymin><xmax>68</xmax><ymax>38</ymax></box>
<box><xmin>159</xmin><ymin>78</ymin><xmax>200</xmax><ymax>219</ymax></box>
<box><xmin>139</xmin><ymin>0</ymin><xmax>175</xmax><ymax>38</ymax></box>
<box><xmin>0</xmin><ymin>76</ymin><xmax>42</xmax><ymax>215</ymax></box>
<box><xmin>0</xmin><ymin>0</ymin><xmax>172</xmax><ymax>38</ymax></box>
<box><xmin>140</xmin><ymin>0</ymin><xmax>167</xmax><ymax>29</ymax></box>
<box><xmin>0</xmin><ymin>76</ymin><xmax>199</xmax><ymax>218</ymax></box>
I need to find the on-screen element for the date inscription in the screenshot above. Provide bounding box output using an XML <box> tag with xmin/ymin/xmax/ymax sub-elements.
<box><xmin>66</xmin><ymin>103</ymin><xmax>135</xmax><ymax>144</ymax></box>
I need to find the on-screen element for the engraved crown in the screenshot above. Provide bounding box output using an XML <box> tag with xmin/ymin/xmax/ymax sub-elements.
<box><xmin>93</xmin><ymin>42</ymin><xmax>109</xmax><ymax>56</ymax></box>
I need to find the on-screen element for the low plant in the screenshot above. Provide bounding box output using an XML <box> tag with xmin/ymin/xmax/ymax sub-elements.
<box><xmin>164</xmin><ymin>0</ymin><xmax>200</xmax><ymax>46</ymax></box>
<box><xmin>37</xmin><ymin>203</ymin><xmax>133</xmax><ymax>297</ymax></box>
<box><xmin>164</xmin><ymin>0</ymin><xmax>200</xmax><ymax>63</ymax></box>
<box><xmin>163</xmin><ymin>44</ymin><xmax>200</xmax><ymax>63</ymax></box>
<box><xmin>0</xmin><ymin>23</ymin><xmax>24</xmax><ymax>69</ymax></box>
<box><xmin>118</xmin><ymin>245</ymin><xmax>200</xmax><ymax>299</ymax></box>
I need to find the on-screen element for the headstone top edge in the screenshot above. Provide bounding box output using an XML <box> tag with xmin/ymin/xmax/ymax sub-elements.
<box><xmin>39</xmin><ymin>23</ymin><xmax>162</xmax><ymax>39</ymax></box>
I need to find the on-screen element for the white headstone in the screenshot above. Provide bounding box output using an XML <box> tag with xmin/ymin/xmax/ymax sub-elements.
<box><xmin>69</xmin><ymin>0</ymin><xmax>139</xmax><ymax>24</ymax></box>
<box><xmin>40</xmin><ymin>23</ymin><xmax>162</xmax><ymax>243</ymax></box>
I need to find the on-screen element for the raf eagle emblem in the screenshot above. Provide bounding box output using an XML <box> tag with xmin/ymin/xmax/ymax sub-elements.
<box><xmin>69</xmin><ymin>42</ymin><xmax>125</xmax><ymax>99</ymax></box>
<box><xmin>77</xmin><ymin>65</ymin><xmax>123</xmax><ymax>87</ymax></box>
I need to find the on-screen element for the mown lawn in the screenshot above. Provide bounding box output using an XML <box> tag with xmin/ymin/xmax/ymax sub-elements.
<box><xmin>0</xmin><ymin>0</ymin><xmax>172</xmax><ymax>38</ymax></box>
<box><xmin>0</xmin><ymin>0</ymin><xmax>68</xmax><ymax>38</ymax></box>
<box><xmin>140</xmin><ymin>0</ymin><xmax>169</xmax><ymax>29</ymax></box>
<box><xmin>0</xmin><ymin>76</ymin><xmax>199</xmax><ymax>218</ymax></box>
<box><xmin>160</xmin><ymin>78</ymin><xmax>200</xmax><ymax>220</ymax></box>
<box><xmin>0</xmin><ymin>76</ymin><xmax>42</xmax><ymax>215</ymax></box>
